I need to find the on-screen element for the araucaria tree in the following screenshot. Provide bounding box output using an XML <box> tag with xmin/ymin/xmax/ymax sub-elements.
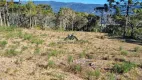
<box><xmin>106</xmin><ymin>0</ymin><xmax>141</xmax><ymax>38</ymax></box>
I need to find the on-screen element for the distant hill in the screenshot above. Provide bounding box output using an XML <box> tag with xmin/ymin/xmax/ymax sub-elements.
<box><xmin>21</xmin><ymin>1</ymin><xmax>103</xmax><ymax>14</ymax></box>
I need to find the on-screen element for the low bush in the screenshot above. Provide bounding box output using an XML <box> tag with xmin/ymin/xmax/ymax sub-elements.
<box><xmin>112</xmin><ymin>62</ymin><xmax>136</xmax><ymax>74</ymax></box>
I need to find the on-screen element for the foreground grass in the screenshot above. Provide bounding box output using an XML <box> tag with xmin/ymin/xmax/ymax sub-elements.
<box><xmin>0</xmin><ymin>26</ymin><xmax>141</xmax><ymax>80</ymax></box>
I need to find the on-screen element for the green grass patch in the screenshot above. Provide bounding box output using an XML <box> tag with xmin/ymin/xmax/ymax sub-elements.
<box><xmin>0</xmin><ymin>40</ymin><xmax>7</xmax><ymax>48</ymax></box>
<box><xmin>121</xmin><ymin>50</ymin><xmax>128</xmax><ymax>56</ymax></box>
<box><xmin>23</xmin><ymin>33</ymin><xmax>34</xmax><ymax>40</ymax></box>
<box><xmin>67</xmin><ymin>55</ymin><xmax>73</xmax><ymax>64</ymax></box>
<box><xmin>79</xmin><ymin>50</ymin><xmax>86</xmax><ymax>58</ymax></box>
<box><xmin>31</xmin><ymin>38</ymin><xmax>44</xmax><ymax>45</ymax></box>
<box><xmin>34</xmin><ymin>47</ymin><xmax>40</xmax><ymax>54</ymax></box>
<box><xmin>49</xmin><ymin>42</ymin><xmax>57</xmax><ymax>46</ymax></box>
<box><xmin>48</xmin><ymin>60</ymin><xmax>55</xmax><ymax>68</ymax></box>
<box><xmin>5</xmin><ymin>48</ymin><xmax>19</xmax><ymax>57</ymax></box>
<box><xmin>86</xmin><ymin>69</ymin><xmax>101</xmax><ymax>79</ymax></box>
<box><xmin>71</xmin><ymin>64</ymin><xmax>82</xmax><ymax>73</ymax></box>
<box><xmin>112</xmin><ymin>62</ymin><xmax>136</xmax><ymax>74</ymax></box>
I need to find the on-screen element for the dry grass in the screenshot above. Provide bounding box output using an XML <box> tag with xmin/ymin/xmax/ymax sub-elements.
<box><xmin>0</xmin><ymin>28</ymin><xmax>141</xmax><ymax>80</ymax></box>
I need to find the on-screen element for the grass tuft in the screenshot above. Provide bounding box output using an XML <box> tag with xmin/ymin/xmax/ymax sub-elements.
<box><xmin>0</xmin><ymin>40</ymin><xmax>7</xmax><ymax>48</ymax></box>
<box><xmin>112</xmin><ymin>62</ymin><xmax>136</xmax><ymax>74</ymax></box>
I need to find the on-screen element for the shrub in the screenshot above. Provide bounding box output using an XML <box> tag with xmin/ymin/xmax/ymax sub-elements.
<box><xmin>112</xmin><ymin>62</ymin><xmax>136</xmax><ymax>74</ymax></box>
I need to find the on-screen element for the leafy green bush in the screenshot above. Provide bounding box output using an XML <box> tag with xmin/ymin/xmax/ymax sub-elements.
<box><xmin>112</xmin><ymin>62</ymin><xmax>136</xmax><ymax>74</ymax></box>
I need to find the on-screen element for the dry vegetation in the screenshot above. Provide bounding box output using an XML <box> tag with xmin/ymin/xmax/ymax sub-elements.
<box><xmin>0</xmin><ymin>27</ymin><xmax>142</xmax><ymax>80</ymax></box>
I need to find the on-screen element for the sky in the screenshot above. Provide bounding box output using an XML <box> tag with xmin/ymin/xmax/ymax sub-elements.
<box><xmin>14</xmin><ymin>0</ymin><xmax>107</xmax><ymax>4</ymax></box>
<box><xmin>13</xmin><ymin>0</ymin><xmax>142</xmax><ymax>4</ymax></box>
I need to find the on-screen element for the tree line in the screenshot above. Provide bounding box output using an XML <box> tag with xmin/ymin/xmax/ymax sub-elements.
<box><xmin>99</xmin><ymin>0</ymin><xmax>142</xmax><ymax>39</ymax></box>
<box><xmin>0</xmin><ymin>0</ymin><xmax>99</xmax><ymax>31</ymax></box>
<box><xmin>0</xmin><ymin>0</ymin><xmax>142</xmax><ymax>39</ymax></box>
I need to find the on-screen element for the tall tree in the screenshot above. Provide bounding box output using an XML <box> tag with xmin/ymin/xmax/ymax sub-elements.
<box><xmin>107</xmin><ymin>0</ymin><xmax>140</xmax><ymax>37</ymax></box>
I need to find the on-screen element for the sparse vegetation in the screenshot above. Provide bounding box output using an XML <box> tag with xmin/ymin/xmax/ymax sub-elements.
<box><xmin>134</xmin><ymin>46</ymin><xmax>140</xmax><ymax>52</ymax></box>
<box><xmin>48</xmin><ymin>60</ymin><xmax>55</xmax><ymax>68</ymax></box>
<box><xmin>5</xmin><ymin>49</ymin><xmax>18</xmax><ymax>57</ymax></box>
<box><xmin>86</xmin><ymin>69</ymin><xmax>101</xmax><ymax>79</ymax></box>
<box><xmin>34</xmin><ymin>47</ymin><xmax>40</xmax><ymax>54</ymax></box>
<box><xmin>0</xmin><ymin>40</ymin><xmax>7</xmax><ymax>48</ymax></box>
<box><xmin>71</xmin><ymin>64</ymin><xmax>82</xmax><ymax>73</ymax></box>
<box><xmin>67</xmin><ymin>55</ymin><xmax>73</xmax><ymax>64</ymax></box>
<box><xmin>108</xmin><ymin>73</ymin><xmax>116</xmax><ymax>80</ymax></box>
<box><xmin>49</xmin><ymin>42</ymin><xmax>57</xmax><ymax>46</ymax></box>
<box><xmin>112</xmin><ymin>62</ymin><xmax>136</xmax><ymax>74</ymax></box>
<box><xmin>79</xmin><ymin>50</ymin><xmax>86</xmax><ymax>58</ymax></box>
<box><xmin>119</xmin><ymin>46</ymin><xmax>123</xmax><ymax>51</ymax></box>
<box><xmin>31</xmin><ymin>38</ymin><xmax>44</xmax><ymax>45</ymax></box>
<box><xmin>0</xmin><ymin>0</ymin><xmax>141</xmax><ymax>79</ymax></box>
<box><xmin>23</xmin><ymin>33</ymin><xmax>34</xmax><ymax>41</ymax></box>
<box><xmin>121</xmin><ymin>50</ymin><xmax>128</xmax><ymax>56</ymax></box>
<box><xmin>0</xmin><ymin>26</ymin><xmax>141</xmax><ymax>80</ymax></box>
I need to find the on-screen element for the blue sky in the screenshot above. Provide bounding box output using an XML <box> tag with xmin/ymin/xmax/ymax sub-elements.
<box><xmin>14</xmin><ymin>0</ymin><xmax>142</xmax><ymax>4</ymax></box>
<box><xmin>14</xmin><ymin>0</ymin><xmax>107</xmax><ymax>4</ymax></box>
<box><xmin>44</xmin><ymin>0</ymin><xmax>107</xmax><ymax>4</ymax></box>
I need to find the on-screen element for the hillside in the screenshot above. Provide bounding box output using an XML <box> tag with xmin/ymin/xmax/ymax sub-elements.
<box><xmin>0</xmin><ymin>27</ymin><xmax>142</xmax><ymax>80</ymax></box>
<box><xmin>21</xmin><ymin>1</ymin><xmax>103</xmax><ymax>14</ymax></box>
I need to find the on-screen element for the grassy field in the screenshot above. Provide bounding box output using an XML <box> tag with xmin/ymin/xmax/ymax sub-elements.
<box><xmin>0</xmin><ymin>27</ymin><xmax>141</xmax><ymax>80</ymax></box>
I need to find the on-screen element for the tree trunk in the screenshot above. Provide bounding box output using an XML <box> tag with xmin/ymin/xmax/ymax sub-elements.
<box><xmin>3</xmin><ymin>11</ymin><xmax>6</xmax><ymax>26</ymax></box>
<box><xmin>130</xmin><ymin>24</ymin><xmax>134</xmax><ymax>38</ymax></box>
<box><xmin>123</xmin><ymin>5</ymin><xmax>130</xmax><ymax>37</ymax></box>
<box><xmin>34</xmin><ymin>17</ymin><xmax>37</xmax><ymax>27</ymax></box>
<box><xmin>0</xmin><ymin>11</ymin><xmax>3</xmax><ymax>26</ymax></box>
<box><xmin>6</xmin><ymin>0</ymin><xmax>10</xmax><ymax>26</ymax></box>
<box><xmin>72</xmin><ymin>20</ymin><xmax>74</xmax><ymax>31</ymax></box>
<box><xmin>30</xmin><ymin>16</ymin><xmax>32</xmax><ymax>28</ymax></box>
